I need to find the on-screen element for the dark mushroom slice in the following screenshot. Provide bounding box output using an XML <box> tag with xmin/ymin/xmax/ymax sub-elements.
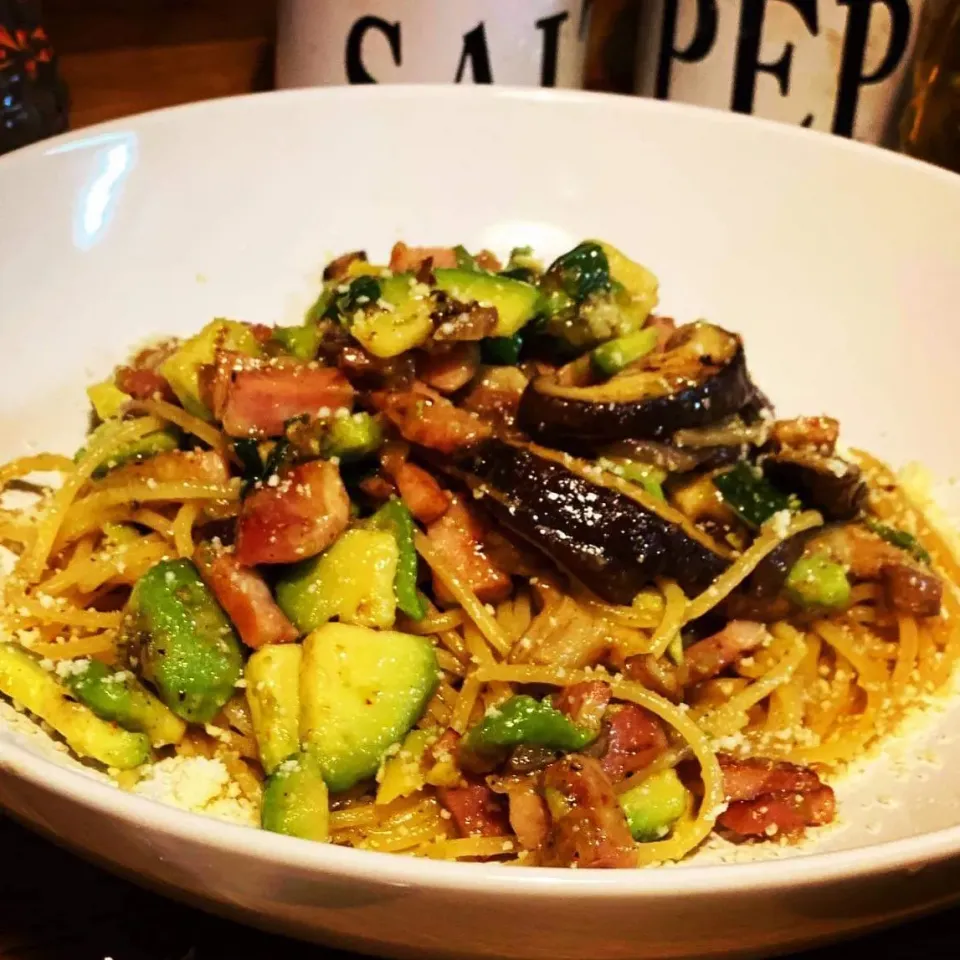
<box><xmin>460</xmin><ymin>438</ymin><xmax>730</xmax><ymax>605</ymax></box>
<box><xmin>517</xmin><ymin>322</ymin><xmax>757</xmax><ymax>449</ymax></box>
<box><xmin>764</xmin><ymin>452</ymin><xmax>866</xmax><ymax>522</ymax></box>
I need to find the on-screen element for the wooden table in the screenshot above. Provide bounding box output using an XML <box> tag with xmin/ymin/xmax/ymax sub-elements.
<box><xmin>2</xmin><ymin>3</ymin><xmax>955</xmax><ymax>958</ymax></box>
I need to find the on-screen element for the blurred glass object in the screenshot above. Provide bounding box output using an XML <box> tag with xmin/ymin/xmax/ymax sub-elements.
<box><xmin>0</xmin><ymin>0</ymin><xmax>68</xmax><ymax>156</ymax></box>
<box><xmin>900</xmin><ymin>0</ymin><xmax>960</xmax><ymax>171</ymax></box>
<box><xmin>585</xmin><ymin>0</ymin><xmax>640</xmax><ymax>93</ymax></box>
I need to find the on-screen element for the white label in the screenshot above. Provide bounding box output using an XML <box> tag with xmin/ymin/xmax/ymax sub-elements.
<box><xmin>277</xmin><ymin>0</ymin><xmax>590</xmax><ymax>89</ymax></box>
<box><xmin>636</xmin><ymin>0</ymin><xmax>926</xmax><ymax>144</ymax></box>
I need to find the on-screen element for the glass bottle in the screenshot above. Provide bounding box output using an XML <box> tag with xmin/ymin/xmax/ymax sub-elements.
<box><xmin>900</xmin><ymin>0</ymin><xmax>960</xmax><ymax>172</ymax></box>
<box><xmin>0</xmin><ymin>0</ymin><xmax>68</xmax><ymax>156</ymax></box>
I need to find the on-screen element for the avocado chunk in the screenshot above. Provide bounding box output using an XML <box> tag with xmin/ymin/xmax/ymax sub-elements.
<box><xmin>785</xmin><ymin>553</ymin><xmax>851</xmax><ymax>610</ymax></box>
<box><xmin>322</xmin><ymin>412</ymin><xmax>383</xmax><ymax>462</ymax></box>
<box><xmin>262</xmin><ymin>749</ymin><xmax>330</xmax><ymax>841</ymax></box>
<box><xmin>270</xmin><ymin>321</ymin><xmax>322</xmax><ymax>361</ymax></box>
<box><xmin>376</xmin><ymin>727</ymin><xmax>434</xmax><ymax>805</ymax></box>
<box><xmin>81</xmin><ymin>423</ymin><xmax>181</xmax><ymax>478</ymax></box>
<box><xmin>159</xmin><ymin>319</ymin><xmax>262</xmax><ymax>418</ymax></box>
<box><xmin>124</xmin><ymin>559</ymin><xmax>243</xmax><ymax>723</ymax></box>
<box><xmin>590</xmin><ymin>327</ymin><xmax>659</xmax><ymax>379</ymax></box>
<box><xmin>347</xmin><ymin>274</ymin><xmax>434</xmax><ymax>358</ymax></box>
<box><xmin>64</xmin><ymin>659</ymin><xmax>186</xmax><ymax>747</ymax></box>
<box><xmin>0</xmin><ymin>643</ymin><xmax>150</xmax><ymax>769</ymax></box>
<box><xmin>245</xmin><ymin>643</ymin><xmax>302</xmax><ymax>774</ymax></box>
<box><xmin>275</xmin><ymin>528</ymin><xmax>399</xmax><ymax>633</ymax></box>
<box><xmin>618</xmin><ymin>768</ymin><xmax>689</xmax><ymax>842</ymax></box>
<box><xmin>299</xmin><ymin>623</ymin><xmax>439</xmax><ymax>792</ymax></box>
<box><xmin>539</xmin><ymin>241</ymin><xmax>659</xmax><ymax>349</ymax></box>
<box><xmin>87</xmin><ymin>380</ymin><xmax>131</xmax><ymax>420</ymax></box>
<box><xmin>433</xmin><ymin>268</ymin><xmax>540</xmax><ymax>337</ymax></box>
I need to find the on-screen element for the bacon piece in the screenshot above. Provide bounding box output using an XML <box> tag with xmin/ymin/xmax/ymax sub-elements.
<box><xmin>438</xmin><ymin>784</ymin><xmax>509</xmax><ymax>838</ymax></box>
<box><xmin>115</xmin><ymin>366</ymin><xmax>176</xmax><ymax>403</ymax></box>
<box><xmin>236</xmin><ymin>460</ymin><xmax>350</xmax><ymax>565</ymax></box>
<box><xmin>770</xmin><ymin>416</ymin><xmax>840</xmax><ymax>454</ymax></box>
<box><xmin>374</xmin><ymin>384</ymin><xmax>491</xmax><ymax>454</ymax></box>
<box><xmin>418</xmin><ymin>343</ymin><xmax>480</xmax><ymax>394</ymax></box>
<box><xmin>719</xmin><ymin>787</ymin><xmax>836</xmax><ymax>840</ymax></box>
<box><xmin>554</xmin><ymin>681</ymin><xmax>611</xmax><ymax>731</ymax></box>
<box><xmin>461</xmin><ymin>367</ymin><xmax>528</xmax><ymax>425</ymax></box>
<box><xmin>682</xmin><ymin>621</ymin><xmax>768</xmax><ymax>685</ymax></box>
<box><xmin>391</xmin><ymin>462</ymin><xmax>450</xmax><ymax>525</ymax></box>
<box><xmin>98</xmin><ymin>449</ymin><xmax>229</xmax><ymax>488</ymax></box>
<box><xmin>599</xmin><ymin>705</ymin><xmax>667</xmax><ymax>782</ymax></box>
<box><xmin>213</xmin><ymin>355</ymin><xmax>355</xmax><ymax>438</ymax></box>
<box><xmin>718</xmin><ymin>754</ymin><xmax>823</xmax><ymax>801</ymax></box>
<box><xmin>389</xmin><ymin>242</ymin><xmax>457</xmax><ymax>273</ymax></box>
<box><xmin>487</xmin><ymin>778</ymin><xmax>550</xmax><ymax>851</ymax></box>
<box><xmin>358</xmin><ymin>473</ymin><xmax>397</xmax><ymax>504</ymax></box>
<box><xmin>474</xmin><ymin>250</ymin><xmax>502</xmax><ymax>272</ymax></box>
<box><xmin>880</xmin><ymin>563</ymin><xmax>942</xmax><ymax>617</ymax></box>
<box><xmin>541</xmin><ymin>755</ymin><xmax>637</xmax><ymax>868</ymax></box>
<box><xmin>425</xmin><ymin>496</ymin><xmax>512</xmax><ymax>605</ymax></box>
<box><xmin>195</xmin><ymin>545</ymin><xmax>298</xmax><ymax>649</ymax></box>
<box><xmin>716</xmin><ymin>754</ymin><xmax>835</xmax><ymax>841</ymax></box>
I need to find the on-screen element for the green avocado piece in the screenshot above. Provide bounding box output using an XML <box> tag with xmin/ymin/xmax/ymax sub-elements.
<box><xmin>433</xmin><ymin>268</ymin><xmax>540</xmax><ymax>337</ymax></box>
<box><xmin>124</xmin><ymin>559</ymin><xmax>243</xmax><ymax>723</ymax></box>
<box><xmin>299</xmin><ymin>622</ymin><xmax>438</xmax><ymax>792</ymax></box>
<box><xmin>0</xmin><ymin>643</ymin><xmax>150</xmax><ymax>769</ymax></box>
<box><xmin>262</xmin><ymin>749</ymin><xmax>330</xmax><ymax>841</ymax></box>
<box><xmin>64</xmin><ymin>659</ymin><xmax>186</xmax><ymax>747</ymax></box>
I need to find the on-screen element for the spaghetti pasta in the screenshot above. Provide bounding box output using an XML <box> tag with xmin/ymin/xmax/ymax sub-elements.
<box><xmin>1</xmin><ymin>238</ymin><xmax>959</xmax><ymax>872</ymax></box>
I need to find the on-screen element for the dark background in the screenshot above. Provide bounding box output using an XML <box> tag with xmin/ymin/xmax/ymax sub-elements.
<box><xmin>2</xmin><ymin>2</ymin><xmax>957</xmax><ymax>957</ymax></box>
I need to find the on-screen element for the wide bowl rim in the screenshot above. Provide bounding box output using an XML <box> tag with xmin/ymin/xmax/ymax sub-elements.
<box><xmin>2</xmin><ymin>83</ymin><xmax>960</xmax><ymax>898</ymax></box>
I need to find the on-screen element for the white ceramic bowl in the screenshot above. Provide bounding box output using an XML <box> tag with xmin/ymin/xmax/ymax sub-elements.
<box><xmin>2</xmin><ymin>87</ymin><xmax>960</xmax><ymax>960</ymax></box>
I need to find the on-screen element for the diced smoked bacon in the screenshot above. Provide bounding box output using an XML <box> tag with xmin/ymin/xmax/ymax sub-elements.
<box><xmin>540</xmin><ymin>755</ymin><xmax>637</xmax><ymax>868</ymax></box>
<box><xmin>425</xmin><ymin>496</ymin><xmax>511</xmax><ymax>605</ymax></box>
<box><xmin>716</xmin><ymin>754</ymin><xmax>836</xmax><ymax>841</ymax></box>
<box><xmin>236</xmin><ymin>460</ymin><xmax>349</xmax><ymax>565</ymax></box>
<box><xmin>554</xmin><ymin>681</ymin><xmax>611</xmax><ymax>731</ymax></box>
<box><xmin>717</xmin><ymin>754</ymin><xmax>822</xmax><ymax>802</ymax></box>
<box><xmin>115</xmin><ymin>366</ymin><xmax>176</xmax><ymax>403</ymax></box>
<box><xmin>880</xmin><ymin>563</ymin><xmax>942</xmax><ymax>617</ymax></box>
<box><xmin>374</xmin><ymin>384</ymin><xmax>491</xmax><ymax>454</ymax></box>
<box><xmin>389</xmin><ymin>242</ymin><xmax>457</xmax><ymax>273</ymax></box>
<box><xmin>599</xmin><ymin>705</ymin><xmax>667</xmax><ymax>782</ymax></box>
<box><xmin>213</xmin><ymin>354</ymin><xmax>354</xmax><ymax>438</ymax></box>
<box><xmin>390</xmin><ymin>462</ymin><xmax>450</xmax><ymax>525</ymax></box>
<box><xmin>718</xmin><ymin>787</ymin><xmax>836</xmax><ymax>840</ymax></box>
<box><xmin>682</xmin><ymin>621</ymin><xmax>767</xmax><ymax>685</ymax></box>
<box><xmin>418</xmin><ymin>343</ymin><xmax>480</xmax><ymax>394</ymax></box>
<box><xmin>195</xmin><ymin>545</ymin><xmax>298</xmax><ymax>649</ymax></box>
<box><xmin>437</xmin><ymin>784</ymin><xmax>509</xmax><ymax>838</ymax></box>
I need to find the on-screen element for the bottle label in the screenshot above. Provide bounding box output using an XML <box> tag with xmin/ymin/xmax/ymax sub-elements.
<box><xmin>276</xmin><ymin>0</ymin><xmax>589</xmax><ymax>89</ymax></box>
<box><xmin>636</xmin><ymin>0</ymin><xmax>927</xmax><ymax>144</ymax></box>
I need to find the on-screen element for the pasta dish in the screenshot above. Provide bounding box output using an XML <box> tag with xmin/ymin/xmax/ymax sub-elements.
<box><xmin>0</xmin><ymin>239</ymin><xmax>955</xmax><ymax>868</ymax></box>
